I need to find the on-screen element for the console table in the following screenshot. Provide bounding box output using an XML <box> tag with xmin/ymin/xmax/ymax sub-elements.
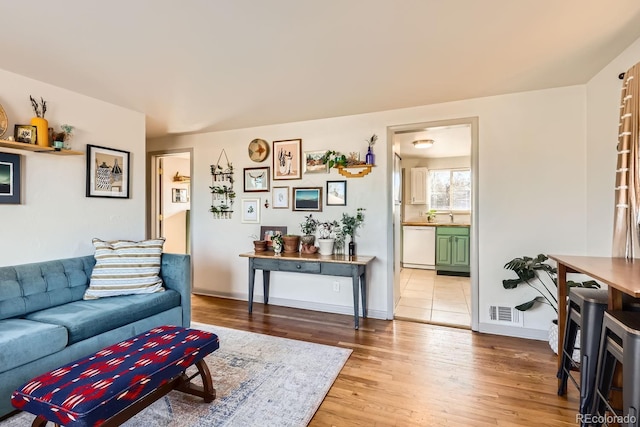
<box><xmin>239</xmin><ymin>252</ymin><xmax>376</xmax><ymax>329</ymax></box>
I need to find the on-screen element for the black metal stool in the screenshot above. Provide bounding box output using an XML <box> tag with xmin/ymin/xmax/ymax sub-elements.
<box><xmin>590</xmin><ymin>310</ymin><xmax>640</xmax><ymax>427</ymax></box>
<box><xmin>557</xmin><ymin>287</ymin><xmax>609</xmax><ymax>418</ymax></box>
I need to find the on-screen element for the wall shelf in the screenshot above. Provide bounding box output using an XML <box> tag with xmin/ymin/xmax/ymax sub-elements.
<box><xmin>0</xmin><ymin>139</ymin><xmax>83</xmax><ymax>155</ymax></box>
<box><xmin>336</xmin><ymin>164</ymin><xmax>374</xmax><ymax>178</ymax></box>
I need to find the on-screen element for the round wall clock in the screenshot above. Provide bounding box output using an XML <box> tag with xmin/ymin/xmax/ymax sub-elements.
<box><xmin>248</xmin><ymin>138</ymin><xmax>269</xmax><ymax>162</ymax></box>
<box><xmin>0</xmin><ymin>104</ymin><xmax>7</xmax><ymax>138</ymax></box>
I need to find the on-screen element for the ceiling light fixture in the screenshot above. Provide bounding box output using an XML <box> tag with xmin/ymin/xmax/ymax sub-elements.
<box><xmin>413</xmin><ymin>139</ymin><xmax>434</xmax><ymax>149</ymax></box>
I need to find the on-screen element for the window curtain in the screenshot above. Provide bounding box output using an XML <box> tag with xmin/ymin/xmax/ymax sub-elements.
<box><xmin>612</xmin><ymin>63</ymin><xmax>640</xmax><ymax>258</ymax></box>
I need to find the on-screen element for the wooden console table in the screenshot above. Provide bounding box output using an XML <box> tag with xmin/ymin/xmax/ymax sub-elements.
<box><xmin>549</xmin><ymin>255</ymin><xmax>640</xmax><ymax>386</ymax></box>
<box><xmin>239</xmin><ymin>252</ymin><xmax>376</xmax><ymax>329</ymax></box>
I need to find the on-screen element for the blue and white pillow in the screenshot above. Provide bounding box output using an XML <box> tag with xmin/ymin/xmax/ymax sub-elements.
<box><xmin>83</xmin><ymin>238</ymin><xmax>165</xmax><ymax>300</ymax></box>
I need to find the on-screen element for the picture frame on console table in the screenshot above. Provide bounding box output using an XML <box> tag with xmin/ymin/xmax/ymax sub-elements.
<box><xmin>86</xmin><ymin>144</ymin><xmax>130</xmax><ymax>199</ymax></box>
<box><xmin>0</xmin><ymin>152</ymin><xmax>21</xmax><ymax>204</ymax></box>
<box><xmin>272</xmin><ymin>139</ymin><xmax>302</xmax><ymax>180</ymax></box>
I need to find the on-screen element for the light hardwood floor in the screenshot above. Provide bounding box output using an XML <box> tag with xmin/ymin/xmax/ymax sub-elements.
<box><xmin>192</xmin><ymin>295</ymin><xmax>579</xmax><ymax>426</ymax></box>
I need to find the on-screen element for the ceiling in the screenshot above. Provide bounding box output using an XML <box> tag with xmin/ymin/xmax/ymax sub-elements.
<box><xmin>1</xmin><ymin>1</ymin><xmax>640</xmax><ymax>138</ymax></box>
<box><xmin>396</xmin><ymin>124</ymin><xmax>471</xmax><ymax>158</ymax></box>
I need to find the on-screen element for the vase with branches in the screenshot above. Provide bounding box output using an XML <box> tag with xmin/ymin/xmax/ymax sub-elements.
<box><xmin>29</xmin><ymin>95</ymin><xmax>49</xmax><ymax>147</ymax></box>
<box><xmin>341</xmin><ymin>208</ymin><xmax>365</xmax><ymax>255</ymax></box>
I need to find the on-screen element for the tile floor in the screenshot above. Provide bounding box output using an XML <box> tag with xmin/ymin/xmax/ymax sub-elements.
<box><xmin>395</xmin><ymin>267</ymin><xmax>471</xmax><ymax>328</ymax></box>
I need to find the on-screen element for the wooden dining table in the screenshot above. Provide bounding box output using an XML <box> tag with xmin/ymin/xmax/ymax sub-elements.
<box><xmin>549</xmin><ymin>255</ymin><xmax>640</xmax><ymax>388</ymax></box>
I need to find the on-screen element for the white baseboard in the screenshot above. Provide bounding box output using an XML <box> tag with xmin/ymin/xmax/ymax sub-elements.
<box><xmin>192</xmin><ymin>288</ymin><xmax>387</xmax><ymax>320</ymax></box>
<box><xmin>478</xmin><ymin>322</ymin><xmax>549</xmax><ymax>341</ymax></box>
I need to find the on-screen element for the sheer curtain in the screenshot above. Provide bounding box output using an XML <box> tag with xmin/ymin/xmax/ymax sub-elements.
<box><xmin>612</xmin><ymin>63</ymin><xmax>640</xmax><ymax>258</ymax></box>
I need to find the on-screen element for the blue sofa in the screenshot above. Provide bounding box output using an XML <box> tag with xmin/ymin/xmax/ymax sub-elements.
<box><xmin>0</xmin><ymin>253</ymin><xmax>191</xmax><ymax>418</ymax></box>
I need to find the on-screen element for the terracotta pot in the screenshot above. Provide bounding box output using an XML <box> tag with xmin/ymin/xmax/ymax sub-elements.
<box><xmin>283</xmin><ymin>235</ymin><xmax>300</xmax><ymax>253</ymax></box>
<box><xmin>300</xmin><ymin>235</ymin><xmax>316</xmax><ymax>246</ymax></box>
<box><xmin>301</xmin><ymin>244</ymin><xmax>318</xmax><ymax>254</ymax></box>
<box><xmin>253</xmin><ymin>240</ymin><xmax>267</xmax><ymax>252</ymax></box>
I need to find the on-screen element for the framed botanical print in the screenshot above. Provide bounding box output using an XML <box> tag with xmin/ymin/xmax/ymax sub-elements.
<box><xmin>292</xmin><ymin>187</ymin><xmax>322</xmax><ymax>211</ymax></box>
<box><xmin>244</xmin><ymin>167</ymin><xmax>270</xmax><ymax>192</ymax></box>
<box><xmin>272</xmin><ymin>186</ymin><xmax>289</xmax><ymax>209</ymax></box>
<box><xmin>273</xmin><ymin>139</ymin><xmax>302</xmax><ymax>180</ymax></box>
<box><xmin>241</xmin><ymin>198</ymin><xmax>260</xmax><ymax>223</ymax></box>
<box><xmin>86</xmin><ymin>144</ymin><xmax>130</xmax><ymax>198</ymax></box>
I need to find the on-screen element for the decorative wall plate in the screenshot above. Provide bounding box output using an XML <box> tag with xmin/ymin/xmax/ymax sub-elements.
<box><xmin>248</xmin><ymin>138</ymin><xmax>269</xmax><ymax>162</ymax></box>
<box><xmin>0</xmin><ymin>104</ymin><xmax>7</xmax><ymax>138</ymax></box>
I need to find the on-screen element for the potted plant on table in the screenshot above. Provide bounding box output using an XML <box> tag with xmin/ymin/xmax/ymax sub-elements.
<box><xmin>250</xmin><ymin>234</ymin><xmax>267</xmax><ymax>253</ymax></box>
<box><xmin>282</xmin><ymin>234</ymin><xmax>301</xmax><ymax>253</ymax></box>
<box><xmin>341</xmin><ymin>208</ymin><xmax>365</xmax><ymax>256</ymax></box>
<box><xmin>300</xmin><ymin>214</ymin><xmax>319</xmax><ymax>252</ymax></box>
<box><xmin>317</xmin><ymin>220</ymin><xmax>339</xmax><ymax>255</ymax></box>
<box><xmin>271</xmin><ymin>233</ymin><xmax>284</xmax><ymax>255</ymax></box>
<box><xmin>502</xmin><ymin>253</ymin><xmax>600</xmax><ymax>356</ymax></box>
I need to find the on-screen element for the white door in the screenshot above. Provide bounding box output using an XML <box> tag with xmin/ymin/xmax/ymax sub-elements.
<box><xmin>392</xmin><ymin>153</ymin><xmax>402</xmax><ymax>308</ymax></box>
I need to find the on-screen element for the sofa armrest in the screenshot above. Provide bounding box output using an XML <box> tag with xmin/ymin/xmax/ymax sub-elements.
<box><xmin>160</xmin><ymin>253</ymin><xmax>191</xmax><ymax>327</ymax></box>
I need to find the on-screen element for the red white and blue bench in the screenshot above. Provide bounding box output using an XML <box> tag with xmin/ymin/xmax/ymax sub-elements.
<box><xmin>11</xmin><ymin>325</ymin><xmax>219</xmax><ymax>427</ymax></box>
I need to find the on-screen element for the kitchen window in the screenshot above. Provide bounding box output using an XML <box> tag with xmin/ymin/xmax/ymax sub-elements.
<box><xmin>429</xmin><ymin>168</ymin><xmax>471</xmax><ymax>211</ymax></box>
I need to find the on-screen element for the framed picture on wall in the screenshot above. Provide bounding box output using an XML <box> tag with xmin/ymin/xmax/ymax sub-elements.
<box><xmin>0</xmin><ymin>153</ymin><xmax>21</xmax><ymax>204</ymax></box>
<box><xmin>293</xmin><ymin>187</ymin><xmax>322</xmax><ymax>211</ymax></box>
<box><xmin>86</xmin><ymin>144</ymin><xmax>130</xmax><ymax>198</ymax></box>
<box><xmin>243</xmin><ymin>167</ymin><xmax>270</xmax><ymax>192</ymax></box>
<box><xmin>272</xmin><ymin>186</ymin><xmax>289</xmax><ymax>209</ymax></box>
<box><xmin>241</xmin><ymin>198</ymin><xmax>260</xmax><ymax>223</ymax></box>
<box><xmin>326</xmin><ymin>180</ymin><xmax>346</xmax><ymax>206</ymax></box>
<box><xmin>172</xmin><ymin>188</ymin><xmax>188</xmax><ymax>203</ymax></box>
<box><xmin>304</xmin><ymin>150</ymin><xmax>328</xmax><ymax>174</ymax></box>
<box><xmin>273</xmin><ymin>139</ymin><xmax>302</xmax><ymax>180</ymax></box>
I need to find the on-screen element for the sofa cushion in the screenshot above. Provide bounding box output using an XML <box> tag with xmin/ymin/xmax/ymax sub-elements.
<box><xmin>25</xmin><ymin>289</ymin><xmax>180</xmax><ymax>345</ymax></box>
<box><xmin>0</xmin><ymin>319</ymin><xmax>68</xmax><ymax>374</ymax></box>
<box><xmin>83</xmin><ymin>238</ymin><xmax>165</xmax><ymax>300</ymax></box>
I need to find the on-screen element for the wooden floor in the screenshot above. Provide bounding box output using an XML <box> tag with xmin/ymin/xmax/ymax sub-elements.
<box><xmin>192</xmin><ymin>295</ymin><xmax>580</xmax><ymax>426</ymax></box>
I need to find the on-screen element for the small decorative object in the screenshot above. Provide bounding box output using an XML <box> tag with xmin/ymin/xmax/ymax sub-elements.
<box><xmin>273</xmin><ymin>139</ymin><xmax>302</xmax><ymax>180</ymax></box>
<box><xmin>172</xmin><ymin>188</ymin><xmax>188</xmax><ymax>203</ymax></box>
<box><xmin>326</xmin><ymin>180</ymin><xmax>347</xmax><ymax>206</ymax></box>
<box><xmin>365</xmin><ymin>134</ymin><xmax>377</xmax><ymax>165</ymax></box>
<box><xmin>293</xmin><ymin>187</ymin><xmax>322</xmax><ymax>211</ymax></box>
<box><xmin>52</xmin><ymin>124</ymin><xmax>74</xmax><ymax>150</ymax></box>
<box><xmin>14</xmin><ymin>125</ymin><xmax>37</xmax><ymax>144</ymax></box>
<box><xmin>86</xmin><ymin>144</ymin><xmax>130</xmax><ymax>198</ymax></box>
<box><xmin>426</xmin><ymin>209</ymin><xmax>437</xmax><ymax>222</ymax></box>
<box><xmin>271</xmin><ymin>233</ymin><xmax>284</xmax><ymax>255</ymax></box>
<box><xmin>250</xmin><ymin>234</ymin><xmax>267</xmax><ymax>252</ymax></box>
<box><xmin>304</xmin><ymin>150</ymin><xmax>329</xmax><ymax>174</ymax></box>
<box><xmin>243</xmin><ymin>166</ymin><xmax>270</xmax><ymax>192</ymax></box>
<box><xmin>283</xmin><ymin>235</ymin><xmax>300</xmax><ymax>253</ymax></box>
<box><xmin>173</xmin><ymin>172</ymin><xmax>191</xmax><ymax>183</ymax></box>
<box><xmin>341</xmin><ymin>208</ymin><xmax>365</xmax><ymax>256</ymax></box>
<box><xmin>260</xmin><ymin>226</ymin><xmax>287</xmax><ymax>249</ymax></box>
<box><xmin>272</xmin><ymin>186</ymin><xmax>289</xmax><ymax>209</ymax></box>
<box><xmin>248</xmin><ymin>138</ymin><xmax>269</xmax><ymax>162</ymax></box>
<box><xmin>29</xmin><ymin>96</ymin><xmax>49</xmax><ymax>147</ymax></box>
<box><xmin>334</xmin><ymin>230</ymin><xmax>345</xmax><ymax>255</ymax></box>
<box><xmin>241</xmin><ymin>198</ymin><xmax>260</xmax><ymax>223</ymax></box>
<box><xmin>0</xmin><ymin>153</ymin><xmax>21</xmax><ymax>204</ymax></box>
<box><xmin>0</xmin><ymin>103</ymin><xmax>8</xmax><ymax>138</ymax></box>
<box><xmin>210</xmin><ymin>149</ymin><xmax>234</xmax><ymax>219</ymax></box>
<box><xmin>264</xmin><ymin>198</ymin><xmax>269</xmax><ymax>208</ymax></box>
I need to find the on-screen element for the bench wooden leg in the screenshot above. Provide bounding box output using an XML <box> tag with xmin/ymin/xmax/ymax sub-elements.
<box><xmin>31</xmin><ymin>415</ymin><xmax>59</xmax><ymax>427</ymax></box>
<box><xmin>176</xmin><ymin>359</ymin><xmax>216</xmax><ymax>402</ymax></box>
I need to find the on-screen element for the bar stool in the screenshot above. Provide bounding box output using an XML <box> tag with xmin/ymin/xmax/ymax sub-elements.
<box><xmin>557</xmin><ymin>287</ymin><xmax>609</xmax><ymax>418</ymax></box>
<box><xmin>590</xmin><ymin>310</ymin><xmax>640</xmax><ymax>427</ymax></box>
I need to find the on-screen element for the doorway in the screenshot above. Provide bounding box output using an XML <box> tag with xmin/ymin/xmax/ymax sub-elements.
<box><xmin>147</xmin><ymin>150</ymin><xmax>193</xmax><ymax>254</ymax></box>
<box><xmin>387</xmin><ymin>117</ymin><xmax>479</xmax><ymax>331</ymax></box>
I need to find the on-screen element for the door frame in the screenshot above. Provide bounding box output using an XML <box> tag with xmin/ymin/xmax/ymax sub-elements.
<box><xmin>386</xmin><ymin>117</ymin><xmax>479</xmax><ymax>331</ymax></box>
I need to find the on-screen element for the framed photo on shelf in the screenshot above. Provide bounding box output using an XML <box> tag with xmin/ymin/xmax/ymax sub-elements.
<box><xmin>304</xmin><ymin>150</ymin><xmax>328</xmax><ymax>174</ymax></box>
<box><xmin>272</xmin><ymin>186</ymin><xmax>289</xmax><ymax>209</ymax></box>
<box><xmin>326</xmin><ymin>180</ymin><xmax>347</xmax><ymax>206</ymax></box>
<box><xmin>172</xmin><ymin>188</ymin><xmax>188</xmax><ymax>203</ymax></box>
<box><xmin>14</xmin><ymin>125</ymin><xmax>37</xmax><ymax>144</ymax></box>
<box><xmin>0</xmin><ymin>152</ymin><xmax>21</xmax><ymax>204</ymax></box>
<box><xmin>241</xmin><ymin>198</ymin><xmax>260</xmax><ymax>223</ymax></box>
<box><xmin>244</xmin><ymin>166</ymin><xmax>270</xmax><ymax>192</ymax></box>
<box><xmin>272</xmin><ymin>138</ymin><xmax>302</xmax><ymax>180</ymax></box>
<box><xmin>86</xmin><ymin>144</ymin><xmax>130</xmax><ymax>199</ymax></box>
<box><xmin>293</xmin><ymin>187</ymin><xmax>322</xmax><ymax>212</ymax></box>
<box><xmin>260</xmin><ymin>226</ymin><xmax>287</xmax><ymax>248</ymax></box>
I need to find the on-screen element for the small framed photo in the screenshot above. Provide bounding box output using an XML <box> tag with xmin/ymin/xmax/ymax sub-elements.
<box><xmin>14</xmin><ymin>125</ymin><xmax>37</xmax><ymax>144</ymax></box>
<box><xmin>86</xmin><ymin>144</ymin><xmax>130</xmax><ymax>198</ymax></box>
<box><xmin>293</xmin><ymin>187</ymin><xmax>322</xmax><ymax>212</ymax></box>
<box><xmin>273</xmin><ymin>138</ymin><xmax>302</xmax><ymax>180</ymax></box>
<box><xmin>0</xmin><ymin>153</ymin><xmax>21</xmax><ymax>204</ymax></box>
<box><xmin>172</xmin><ymin>188</ymin><xmax>188</xmax><ymax>203</ymax></box>
<box><xmin>272</xmin><ymin>186</ymin><xmax>289</xmax><ymax>209</ymax></box>
<box><xmin>260</xmin><ymin>226</ymin><xmax>287</xmax><ymax>248</ymax></box>
<box><xmin>244</xmin><ymin>166</ymin><xmax>270</xmax><ymax>192</ymax></box>
<box><xmin>241</xmin><ymin>198</ymin><xmax>260</xmax><ymax>223</ymax></box>
<box><xmin>304</xmin><ymin>150</ymin><xmax>328</xmax><ymax>174</ymax></box>
<box><xmin>326</xmin><ymin>180</ymin><xmax>347</xmax><ymax>206</ymax></box>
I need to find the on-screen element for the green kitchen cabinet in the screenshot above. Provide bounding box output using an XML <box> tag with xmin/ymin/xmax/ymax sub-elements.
<box><xmin>436</xmin><ymin>226</ymin><xmax>470</xmax><ymax>275</ymax></box>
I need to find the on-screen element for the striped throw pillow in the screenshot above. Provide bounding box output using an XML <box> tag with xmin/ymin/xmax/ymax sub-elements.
<box><xmin>83</xmin><ymin>238</ymin><xmax>166</xmax><ymax>300</ymax></box>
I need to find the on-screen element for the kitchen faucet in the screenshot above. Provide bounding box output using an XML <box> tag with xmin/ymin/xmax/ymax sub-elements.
<box><xmin>449</xmin><ymin>212</ymin><xmax>454</xmax><ymax>223</ymax></box>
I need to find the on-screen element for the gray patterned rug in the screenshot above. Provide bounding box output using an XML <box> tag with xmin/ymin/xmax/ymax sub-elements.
<box><xmin>2</xmin><ymin>322</ymin><xmax>351</xmax><ymax>427</ymax></box>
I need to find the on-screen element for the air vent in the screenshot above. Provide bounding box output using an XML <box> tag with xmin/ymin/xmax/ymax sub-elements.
<box><xmin>488</xmin><ymin>306</ymin><xmax>523</xmax><ymax>326</ymax></box>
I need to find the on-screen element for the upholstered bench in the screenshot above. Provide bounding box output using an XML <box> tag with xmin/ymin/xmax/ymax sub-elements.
<box><xmin>11</xmin><ymin>325</ymin><xmax>219</xmax><ymax>427</ymax></box>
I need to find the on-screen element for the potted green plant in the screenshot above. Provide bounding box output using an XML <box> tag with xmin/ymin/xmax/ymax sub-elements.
<box><xmin>300</xmin><ymin>215</ymin><xmax>319</xmax><ymax>245</ymax></box>
<box><xmin>271</xmin><ymin>233</ymin><xmax>284</xmax><ymax>255</ymax></box>
<box><xmin>249</xmin><ymin>234</ymin><xmax>267</xmax><ymax>252</ymax></box>
<box><xmin>317</xmin><ymin>220</ymin><xmax>339</xmax><ymax>255</ymax></box>
<box><xmin>341</xmin><ymin>208</ymin><xmax>365</xmax><ymax>255</ymax></box>
<box><xmin>426</xmin><ymin>209</ymin><xmax>437</xmax><ymax>223</ymax></box>
<box><xmin>502</xmin><ymin>253</ymin><xmax>599</xmax><ymax>355</ymax></box>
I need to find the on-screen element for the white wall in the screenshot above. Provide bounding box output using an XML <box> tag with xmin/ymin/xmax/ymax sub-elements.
<box><xmin>162</xmin><ymin>156</ymin><xmax>190</xmax><ymax>254</ymax></box>
<box><xmin>0</xmin><ymin>69</ymin><xmax>146</xmax><ymax>266</ymax></box>
<box><xmin>586</xmin><ymin>37</ymin><xmax>640</xmax><ymax>256</ymax></box>
<box><xmin>149</xmin><ymin>84</ymin><xmax>587</xmax><ymax>337</ymax></box>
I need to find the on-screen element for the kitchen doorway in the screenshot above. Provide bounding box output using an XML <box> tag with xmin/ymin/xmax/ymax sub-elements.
<box><xmin>387</xmin><ymin>117</ymin><xmax>479</xmax><ymax>330</ymax></box>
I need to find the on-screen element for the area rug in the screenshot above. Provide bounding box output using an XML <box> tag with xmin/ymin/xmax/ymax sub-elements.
<box><xmin>2</xmin><ymin>322</ymin><xmax>351</xmax><ymax>427</ymax></box>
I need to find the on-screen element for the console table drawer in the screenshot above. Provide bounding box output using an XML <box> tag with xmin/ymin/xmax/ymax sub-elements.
<box><xmin>252</xmin><ymin>258</ymin><xmax>279</xmax><ymax>270</ymax></box>
<box><xmin>279</xmin><ymin>261</ymin><xmax>321</xmax><ymax>273</ymax></box>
